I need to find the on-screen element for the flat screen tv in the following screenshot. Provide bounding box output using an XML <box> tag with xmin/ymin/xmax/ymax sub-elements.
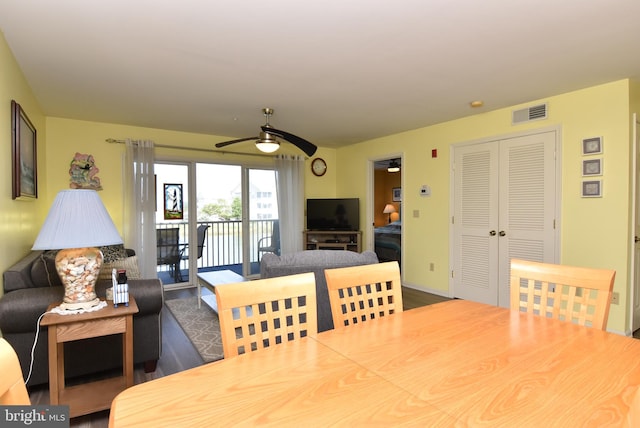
<box><xmin>306</xmin><ymin>198</ymin><xmax>360</xmax><ymax>231</ymax></box>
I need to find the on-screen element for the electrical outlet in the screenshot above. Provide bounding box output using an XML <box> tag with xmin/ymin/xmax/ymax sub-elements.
<box><xmin>612</xmin><ymin>292</ymin><xmax>619</xmax><ymax>305</ymax></box>
<box><xmin>429</xmin><ymin>263</ymin><xmax>434</xmax><ymax>271</ymax></box>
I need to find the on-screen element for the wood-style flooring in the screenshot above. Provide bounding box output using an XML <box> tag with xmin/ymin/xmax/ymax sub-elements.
<box><xmin>28</xmin><ymin>286</ymin><xmax>448</xmax><ymax>427</ymax></box>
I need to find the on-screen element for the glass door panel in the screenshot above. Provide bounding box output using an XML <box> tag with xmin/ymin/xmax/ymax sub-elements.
<box><xmin>154</xmin><ymin>163</ymin><xmax>189</xmax><ymax>287</ymax></box>
<box><xmin>248</xmin><ymin>168</ymin><xmax>278</xmax><ymax>276</ymax></box>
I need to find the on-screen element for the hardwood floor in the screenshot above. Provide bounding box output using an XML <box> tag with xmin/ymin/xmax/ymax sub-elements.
<box><xmin>28</xmin><ymin>286</ymin><xmax>447</xmax><ymax>427</ymax></box>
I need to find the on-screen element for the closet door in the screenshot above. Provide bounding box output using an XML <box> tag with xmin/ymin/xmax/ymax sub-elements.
<box><xmin>452</xmin><ymin>130</ymin><xmax>557</xmax><ymax>307</ymax></box>
<box><xmin>452</xmin><ymin>142</ymin><xmax>500</xmax><ymax>305</ymax></box>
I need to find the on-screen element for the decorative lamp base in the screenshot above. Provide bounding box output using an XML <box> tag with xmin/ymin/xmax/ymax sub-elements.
<box><xmin>55</xmin><ymin>247</ymin><xmax>104</xmax><ymax>311</ymax></box>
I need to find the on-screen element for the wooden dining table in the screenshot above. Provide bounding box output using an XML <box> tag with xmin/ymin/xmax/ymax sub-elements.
<box><xmin>109</xmin><ymin>300</ymin><xmax>640</xmax><ymax>427</ymax></box>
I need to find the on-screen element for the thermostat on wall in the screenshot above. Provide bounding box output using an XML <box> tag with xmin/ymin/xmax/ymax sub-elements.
<box><xmin>420</xmin><ymin>185</ymin><xmax>431</xmax><ymax>196</ymax></box>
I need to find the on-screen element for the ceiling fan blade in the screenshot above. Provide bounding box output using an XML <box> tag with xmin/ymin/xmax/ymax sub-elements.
<box><xmin>215</xmin><ymin>136</ymin><xmax>258</xmax><ymax>148</ymax></box>
<box><xmin>261</xmin><ymin>126</ymin><xmax>317</xmax><ymax>157</ymax></box>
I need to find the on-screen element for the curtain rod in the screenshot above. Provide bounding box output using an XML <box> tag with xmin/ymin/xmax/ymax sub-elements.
<box><xmin>105</xmin><ymin>138</ymin><xmax>273</xmax><ymax>158</ymax></box>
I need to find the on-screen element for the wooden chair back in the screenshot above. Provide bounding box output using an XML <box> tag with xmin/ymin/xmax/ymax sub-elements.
<box><xmin>510</xmin><ymin>258</ymin><xmax>616</xmax><ymax>330</ymax></box>
<box><xmin>325</xmin><ymin>261</ymin><xmax>403</xmax><ymax>328</ymax></box>
<box><xmin>215</xmin><ymin>272</ymin><xmax>317</xmax><ymax>358</ymax></box>
<box><xmin>0</xmin><ymin>338</ymin><xmax>30</xmax><ymax>405</ymax></box>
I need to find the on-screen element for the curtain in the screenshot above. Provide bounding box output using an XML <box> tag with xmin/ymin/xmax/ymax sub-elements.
<box><xmin>275</xmin><ymin>154</ymin><xmax>305</xmax><ymax>254</ymax></box>
<box><xmin>124</xmin><ymin>140</ymin><xmax>157</xmax><ymax>278</ymax></box>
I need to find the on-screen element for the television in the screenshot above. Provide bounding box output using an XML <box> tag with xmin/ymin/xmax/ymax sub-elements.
<box><xmin>306</xmin><ymin>198</ymin><xmax>360</xmax><ymax>231</ymax></box>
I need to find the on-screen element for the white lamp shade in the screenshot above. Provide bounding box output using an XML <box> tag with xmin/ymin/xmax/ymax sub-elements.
<box><xmin>32</xmin><ymin>189</ymin><xmax>123</xmax><ymax>250</ymax></box>
<box><xmin>383</xmin><ymin>204</ymin><xmax>396</xmax><ymax>214</ymax></box>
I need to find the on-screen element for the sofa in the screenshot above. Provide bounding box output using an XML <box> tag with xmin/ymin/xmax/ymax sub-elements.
<box><xmin>0</xmin><ymin>248</ymin><xmax>164</xmax><ymax>387</ymax></box>
<box><xmin>260</xmin><ymin>250</ymin><xmax>379</xmax><ymax>332</ymax></box>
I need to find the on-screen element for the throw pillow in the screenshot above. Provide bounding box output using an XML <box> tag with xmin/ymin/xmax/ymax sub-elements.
<box><xmin>99</xmin><ymin>244</ymin><xmax>129</xmax><ymax>263</ymax></box>
<box><xmin>98</xmin><ymin>256</ymin><xmax>141</xmax><ymax>281</ymax></box>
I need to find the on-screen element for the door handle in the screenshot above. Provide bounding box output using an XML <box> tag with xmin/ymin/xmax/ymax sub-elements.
<box><xmin>635</xmin><ymin>236</ymin><xmax>640</xmax><ymax>243</ymax></box>
<box><xmin>489</xmin><ymin>230</ymin><xmax>496</xmax><ymax>236</ymax></box>
<box><xmin>499</xmin><ymin>230</ymin><xmax>506</xmax><ymax>237</ymax></box>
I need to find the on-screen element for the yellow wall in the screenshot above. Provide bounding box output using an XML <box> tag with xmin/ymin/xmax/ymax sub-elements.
<box><xmin>0</xmin><ymin>32</ymin><xmax>48</xmax><ymax>279</ymax></box>
<box><xmin>337</xmin><ymin>80</ymin><xmax>634</xmax><ymax>333</ymax></box>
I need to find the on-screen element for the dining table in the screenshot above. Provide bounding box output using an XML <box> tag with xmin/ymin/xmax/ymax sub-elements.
<box><xmin>108</xmin><ymin>299</ymin><xmax>640</xmax><ymax>427</ymax></box>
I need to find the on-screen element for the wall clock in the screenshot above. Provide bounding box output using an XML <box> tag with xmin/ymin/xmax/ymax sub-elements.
<box><xmin>311</xmin><ymin>157</ymin><xmax>327</xmax><ymax>176</ymax></box>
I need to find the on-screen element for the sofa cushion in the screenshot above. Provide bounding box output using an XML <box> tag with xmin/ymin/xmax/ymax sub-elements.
<box><xmin>29</xmin><ymin>251</ymin><xmax>62</xmax><ymax>287</ymax></box>
<box><xmin>98</xmin><ymin>255</ymin><xmax>141</xmax><ymax>280</ymax></box>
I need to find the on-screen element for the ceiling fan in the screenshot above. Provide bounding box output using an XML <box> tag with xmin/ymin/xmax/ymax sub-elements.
<box><xmin>215</xmin><ymin>108</ymin><xmax>317</xmax><ymax>157</ymax></box>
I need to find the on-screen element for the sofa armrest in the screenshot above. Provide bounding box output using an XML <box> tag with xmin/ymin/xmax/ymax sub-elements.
<box><xmin>129</xmin><ymin>279</ymin><xmax>164</xmax><ymax>314</ymax></box>
<box><xmin>0</xmin><ymin>287</ymin><xmax>64</xmax><ymax>334</ymax></box>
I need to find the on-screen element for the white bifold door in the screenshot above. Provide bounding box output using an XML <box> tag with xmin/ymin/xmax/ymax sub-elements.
<box><xmin>451</xmin><ymin>130</ymin><xmax>559</xmax><ymax>307</ymax></box>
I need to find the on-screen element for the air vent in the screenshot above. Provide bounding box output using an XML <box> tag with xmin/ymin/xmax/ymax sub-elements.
<box><xmin>512</xmin><ymin>103</ymin><xmax>548</xmax><ymax>125</ymax></box>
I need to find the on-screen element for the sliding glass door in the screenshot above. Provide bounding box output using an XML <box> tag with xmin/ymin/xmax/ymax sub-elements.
<box><xmin>155</xmin><ymin>161</ymin><xmax>278</xmax><ymax>286</ymax></box>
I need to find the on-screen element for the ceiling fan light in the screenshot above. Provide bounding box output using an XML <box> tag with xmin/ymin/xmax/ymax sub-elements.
<box><xmin>256</xmin><ymin>140</ymin><xmax>280</xmax><ymax>153</ymax></box>
<box><xmin>388</xmin><ymin>160</ymin><xmax>400</xmax><ymax>173</ymax></box>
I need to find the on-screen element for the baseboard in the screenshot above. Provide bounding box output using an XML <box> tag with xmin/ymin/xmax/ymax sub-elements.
<box><xmin>401</xmin><ymin>282</ymin><xmax>452</xmax><ymax>298</ymax></box>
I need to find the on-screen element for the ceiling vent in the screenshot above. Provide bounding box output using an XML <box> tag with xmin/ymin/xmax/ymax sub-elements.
<box><xmin>512</xmin><ymin>103</ymin><xmax>548</xmax><ymax>125</ymax></box>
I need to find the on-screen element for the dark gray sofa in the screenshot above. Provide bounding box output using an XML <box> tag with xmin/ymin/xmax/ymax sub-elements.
<box><xmin>261</xmin><ymin>250</ymin><xmax>379</xmax><ymax>332</ymax></box>
<box><xmin>0</xmin><ymin>250</ymin><xmax>164</xmax><ymax>387</ymax></box>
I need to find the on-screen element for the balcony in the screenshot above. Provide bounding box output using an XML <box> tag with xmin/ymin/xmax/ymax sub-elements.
<box><xmin>156</xmin><ymin>219</ymin><xmax>277</xmax><ymax>284</ymax></box>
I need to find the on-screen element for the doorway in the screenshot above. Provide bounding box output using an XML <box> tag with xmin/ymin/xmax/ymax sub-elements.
<box><xmin>372</xmin><ymin>157</ymin><xmax>403</xmax><ymax>269</ymax></box>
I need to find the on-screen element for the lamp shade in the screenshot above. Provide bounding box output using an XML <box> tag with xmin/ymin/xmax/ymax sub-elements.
<box><xmin>32</xmin><ymin>189</ymin><xmax>123</xmax><ymax>250</ymax></box>
<box><xmin>383</xmin><ymin>204</ymin><xmax>396</xmax><ymax>214</ymax></box>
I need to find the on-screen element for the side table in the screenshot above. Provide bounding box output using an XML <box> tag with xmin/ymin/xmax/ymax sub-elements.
<box><xmin>41</xmin><ymin>297</ymin><xmax>139</xmax><ymax>418</ymax></box>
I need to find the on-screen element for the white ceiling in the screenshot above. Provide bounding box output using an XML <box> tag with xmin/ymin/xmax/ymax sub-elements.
<box><xmin>1</xmin><ymin>1</ymin><xmax>639</xmax><ymax>151</ymax></box>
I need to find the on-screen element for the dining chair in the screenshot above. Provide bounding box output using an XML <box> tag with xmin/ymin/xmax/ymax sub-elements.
<box><xmin>509</xmin><ymin>258</ymin><xmax>616</xmax><ymax>330</ymax></box>
<box><xmin>325</xmin><ymin>261</ymin><xmax>403</xmax><ymax>328</ymax></box>
<box><xmin>215</xmin><ymin>272</ymin><xmax>317</xmax><ymax>358</ymax></box>
<box><xmin>0</xmin><ymin>338</ymin><xmax>30</xmax><ymax>405</ymax></box>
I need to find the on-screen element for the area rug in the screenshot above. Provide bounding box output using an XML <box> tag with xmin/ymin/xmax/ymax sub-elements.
<box><xmin>165</xmin><ymin>297</ymin><xmax>224</xmax><ymax>363</ymax></box>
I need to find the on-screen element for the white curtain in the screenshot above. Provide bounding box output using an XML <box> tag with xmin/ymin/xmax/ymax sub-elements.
<box><xmin>124</xmin><ymin>140</ymin><xmax>157</xmax><ymax>278</ymax></box>
<box><xmin>275</xmin><ymin>154</ymin><xmax>305</xmax><ymax>255</ymax></box>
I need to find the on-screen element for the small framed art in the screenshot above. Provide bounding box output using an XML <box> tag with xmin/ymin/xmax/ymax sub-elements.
<box><xmin>164</xmin><ymin>183</ymin><xmax>184</xmax><ymax>220</ymax></box>
<box><xmin>582</xmin><ymin>158</ymin><xmax>602</xmax><ymax>176</ymax></box>
<box><xmin>392</xmin><ymin>187</ymin><xmax>402</xmax><ymax>202</ymax></box>
<box><xmin>582</xmin><ymin>137</ymin><xmax>603</xmax><ymax>155</ymax></box>
<box><xmin>582</xmin><ymin>180</ymin><xmax>602</xmax><ymax>198</ymax></box>
<box><xmin>11</xmin><ymin>100</ymin><xmax>37</xmax><ymax>200</ymax></box>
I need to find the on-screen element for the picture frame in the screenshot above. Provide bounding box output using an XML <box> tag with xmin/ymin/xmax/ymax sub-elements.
<box><xmin>582</xmin><ymin>180</ymin><xmax>602</xmax><ymax>198</ymax></box>
<box><xmin>582</xmin><ymin>136</ymin><xmax>603</xmax><ymax>155</ymax></box>
<box><xmin>164</xmin><ymin>183</ymin><xmax>184</xmax><ymax>220</ymax></box>
<box><xmin>582</xmin><ymin>158</ymin><xmax>602</xmax><ymax>176</ymax></box>
<box><xmin>392</xmin><ymin>187</ymin><xmax>402</xmax><ymax>202</ymax></box>
<box><xmin>11</xmin><ymin>100</ymin><xmax>37</xmax><ymax>200</ymax></box>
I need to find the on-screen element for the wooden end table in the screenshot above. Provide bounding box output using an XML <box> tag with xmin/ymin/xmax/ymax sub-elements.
<box><xmin>41</xmin><ymin>296</ymin><xmax>138</xmax><ymax>418</ymax></box>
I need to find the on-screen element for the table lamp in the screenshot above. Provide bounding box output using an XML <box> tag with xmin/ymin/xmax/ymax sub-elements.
<box><xmin>383</xmin><ymin>204</ymin><xmax>396</xmax><ymax>223</ymax></box>
<box><xmin>32</xmin><ymin>189</ymin><xmax>123</xmax><ymax>311</ymax></box>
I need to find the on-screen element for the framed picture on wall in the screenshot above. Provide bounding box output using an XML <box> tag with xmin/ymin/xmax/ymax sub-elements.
<box><xmin>164</xmin><ymin>183</ymin><xmax>184</xmax><ymax>219</ymax></box>
<box><xmin>11</xmin><ymin>100</ymin><xmax>37</xmax><ymax>200</ymax></box>
<box><xmin>582</xmin><ymin>158</ymin><xmax>602</xmax><ymax>176</ymax></box>
<box><xmin>582</xmin><ymin>180</ymin><xmax>602</xmax><ymax>198</ymax></box>
<box><xmin>582</xmin><ymin>137</ymin><xmax>603</xmax><ymax>155</ymax></box>
<box><xmin>392</xmin><ymin>187</ymin><xmax>402</xmax><ymax>202</ymax></box>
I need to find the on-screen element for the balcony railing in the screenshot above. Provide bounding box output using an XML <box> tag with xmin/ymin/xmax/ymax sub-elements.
<box><xmin>156</xmin><ymin>219</ymin><xmax>277</xmax><ymax>276</ymax></box>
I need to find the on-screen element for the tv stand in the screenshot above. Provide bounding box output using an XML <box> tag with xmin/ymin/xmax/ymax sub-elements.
<box><xmin>304</xmin><ymin>230</ymin><xmax>362</xmax><ymax>252</ymax></box>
